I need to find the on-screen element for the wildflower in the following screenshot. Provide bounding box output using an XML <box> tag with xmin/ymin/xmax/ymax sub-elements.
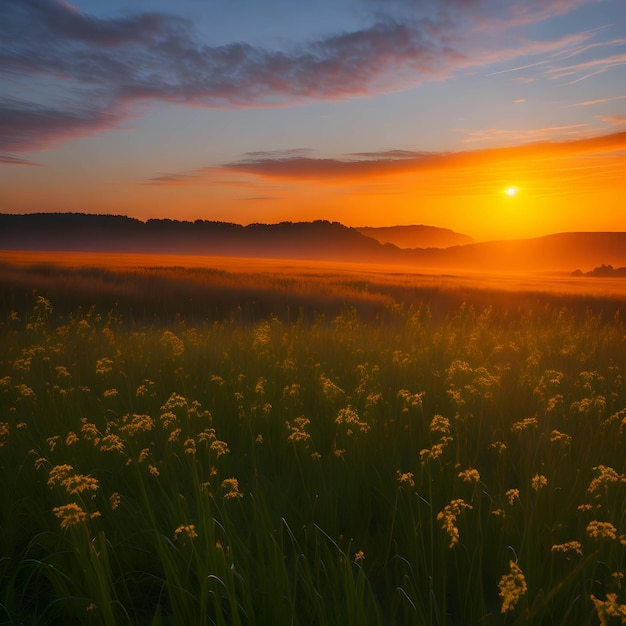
<box><xmin>184</xmin><ymin>438</ymin><xmax>196</xmax><ymax>455</ymax></box>
<box><xmin>160</xmin><ymin>330</ymin><xmax>185</xmax><ymax>358</ymax></box>
<box><xmin>588</xmin><ymin>465</ymin><xmax>623</xmax><ymax>495</ymax></box>
<box><xmin>86</xmin><ymin>603</ymin><xmax>97</xmax><ymax>612</ymax></box>
<box><xmin>511</xmin><ymin>417</ymin><xmax>539</xmax><ymax>433</ymax></box>
<box><xmin>498</xmin><ymin>561</ymin><xmax>527</xmax><ymax>613</ymax></box>
<box><xmin>255</xmin><ymin>434</ymin><xmax>264</xmax><ymax>444</ymax></box>
<box><xmin>80</xmin><ymin>419</ymin><xmax>101</xmax><ymax>444</ymax></box>
<box><xmin>549</xmin><ymin>429</ymin><xmax>572</xmax><ymax>446</ymax></box>
<box><xmin>53</xmin><ymin>503</ymin><xmax>88</xmax><ymax>529</ymax></box>
<box><xmin>320</xmin><ymin>374</ymin><xmax>345</xmax><ymax>402</ymax></box>
<box><xmin>551</xmin><ymin>541</ymin><xmax>582</xmax><ymax>556</ymax></box>
<box><xmin>490</xmin><ymin>441</ymin><xmax>507</xmax><ymax>454</ymax></box>
<box><xmin>48</xmin><ymin>464</ymin><xmax>74</xmax><ymax>488</ymax></box>
<box><xmin>148</xmin><ymin>464</ymin><xmax>160</xmax><ymax>477</ymax></box>
<box><xmin>103</xmin><ymin>388</ymin><xmax>118</xmax><ymax>398</ymax></box>
<box><xmin>420</xmin><ymin>436</ymin><xmax>452</xmax><ymax>465</ymax></box>
<box><xmin>62</xmin><ymin>473</ymin><xmax>99</xmax><ymax>495</ymax></box>
<box><xmin>34</xmin><ymin>457</ymin><xmax>48</xmax><ymax>470</ymax></box>
<box><xmin>437</xmin><ymin>499</ymin><xmax>472</xmax><ymax>548</ymax></box>
<box><xmin>210</xmin><ymin>439</ymin><xmax>230</xmax><ymax>457</ymax></box>
<box><xmin>120</xmin><ymin>414</ymin><xmax>154</xmax><ymax>436</ymax></box>
<box><xmin>531</xmin><ymin>474</ymin><xmax>548</xmax><ymax>491</ymax></box>
<box><xmin>99</xmin><ymin>434</ymin><xmax>124</xmax><ymax>453</ymax></box>
<box><xmin>334</xmin><ymin>448</ymin><xmax>345</xmax><ymax>458</ymax></box>
<box><xmin>354</xmin><ymin>550</ymin><xmax>365</xmax><ymax>563</ymax></box>
<box><xmin>577</xmin><ymin>503</ymin><xmax>593</xmax><ymax>512</ymax></box>
<box><xmin>491</xmin><ymin>508</ymin><xmax>506</xmax><ymax>518</ymax></box>
<box><xmin>430</xmin><ymin>414</ymin><xmax>451</xmax><ymax>435</ymax></box>
<box><xmin>587</xmin><ymin>521</ymin><xmax>617</xmax><ymax>541</ymax></box>
<box><xmin>17</xmin><ymin>384</ymin><xmax>36</xmax><ymax>399</ymax></box>
<box><xmin>47</xmin><ymin>435</ymin><xmax>60</xmax><ymax>451</ymax></box>
<box><xmin>55</xmin><ymin>366</ymin><xmax>71</xmax><ymax>379</ymax></box>
<box><xmin>221</xmin><ymin>478</ymin><xmax>243</xmax><ymax>499</ymax></box>
<box><xmin>175</xmin><ymin>524</ymin><xmax>198</xmax><ymax>540</ymax></box>
<box><xmin>95</xmin><ymin>358</ymin><xmax>114</xmax><ymax>375</ymax></box>
<box><xmin>396</xmin><ymin>470</ymin><xmax>415</xmax><ymax>488</ymax></box>
<box><xmin>336</xmin><ymin>405</ymin><xmax>370</xmax><ymax>435</ymax></box>
<box><xmin>458</xmin><ymin>468</ymin><xmax>480</xmax><ymax>483</ymax></box>
<box><xmin>0</xmin><ymin>422</ymin><xmax>8</xmax><ymax>447</ymax></box>
<box><xmin>506</xmin><ymin>488</ymin><xmax>519</xmax><ymax>505</ymax></box>
<box><xmin>168</xmin><ymin>428</ymin><xmax>181</xmax><ymax>443</ymax></box>
<box><xmin>109</xmin><ymin>492</ymin><xmax>121</xmax><ymax>510</ymax></box>
<box><xmin>287</xmin><ymin>416</ymin><xmax>312</xmax><ymax>443</ymax></box>
<box><xmin>65</xmin><ymin>431</ymin><xmax>79</xmax><ymax>446</ymax></box>
<box><xmin>311</xmin><ymin>452</ymin><xmax>321</xmax><ymax>460</ymax></box>
<box><xmin>590</xmin><ymin>593</ymin><xmax>626</xmax><ymax>626</ymax></box>
<box><xmin>397</xmin><ymin>389</ymin><xmax>425</xmax><ymax>412</ymax></box>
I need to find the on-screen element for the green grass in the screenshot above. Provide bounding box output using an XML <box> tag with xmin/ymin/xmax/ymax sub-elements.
<box><xmin>0</xmin><ymin>265</ymin><xmax>625</xmax><ymax>624</ymax></box>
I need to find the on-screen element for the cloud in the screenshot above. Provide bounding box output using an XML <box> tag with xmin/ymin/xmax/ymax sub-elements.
<box><xmin>0</xmin><ymin>98</ymin><xmax>121</xmax><ymax>154</ymax></box>
<box><xmin>219</xmin><ymin>130</ymin><xmax>626</xmax><ymax>181</ymax></box>
<box><xmin>0</xmin><ymin>0</ymin><xmax>608</xmax><ymax>160</ymax></box>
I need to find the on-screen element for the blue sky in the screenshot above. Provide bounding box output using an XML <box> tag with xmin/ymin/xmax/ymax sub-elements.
<box><xmin>1</xmin><ymin>0</ymin><xmax>625</xmax><ymax>240</ymax></box>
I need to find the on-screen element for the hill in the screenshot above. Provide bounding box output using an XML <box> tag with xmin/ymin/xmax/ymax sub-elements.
<box><xmin>1</xmin><ymin>213</ymin><xmax>626</xmax><ymax>273</ymax></box>
<box><xmin>355</xmin><ymin>225</ymin><xmax>474</xmax><ymax>248</ymax></box>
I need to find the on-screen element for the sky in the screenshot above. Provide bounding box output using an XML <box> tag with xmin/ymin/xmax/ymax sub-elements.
<box><xmin>1</xmin><ymin>0</ymin><xmax>625</xmax><ymax>242</ymax></box>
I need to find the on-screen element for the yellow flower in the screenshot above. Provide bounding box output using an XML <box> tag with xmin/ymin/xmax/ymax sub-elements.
<box><xmin>65</xmin><ymin>431</ymin><xmax>79</xmax><ymax>446</ymax></box>
<box><xmin>506</xmin><ymin>488</ymin><xmax>520</xmax><ymax>505</ymax></box>
<box><xmin>204</xmin><ymin>438</ymin><xmax>228</xmax><ymax>459</ymax></box>
<box><xmin>590</xmin><ymin>593</ymin><xmax>626</xmax><ymax>626</ymax></box>
<box><xmin>511</xmin><ymin>417</ymin><xmax>539</xmax><ymax>433</ymax></box>
<box><xmin>95</xmin><ymin>357</ymin><xmax>114</xmax><ymax>375</ymax></box>
<box><xmin>184</xmin><ymin>438</ymin><xmax>196</xmax><ymax>455</ymax></box>
<box><xmin>53</xmin><ymin>503</ymin><xmax>88</xmax><ymax>529</ymax></box>
<box><xmin>109</xmin><ymin>492</ymin><xmax>121</xmax><ymax>510</ymax></box>
<box><xmin>587</xmin><ymin>520</ymin><xmax>617</xmax><ymax>541</ymax></box>
<box><xmin>174</xmin><ymin>524</ymin><xmax>198</xmax><ymax>540</ymax></box>
<box><xmin>490</xmin><ymin>441</ymin><xmax>507</xmax><ymax>454</ymax></box>
<box><xmin>221</xmin><ymin>477</ymin><xmax>243</xmax><ymax>499</ymax></box>
<box><xmin>354</xmin><ymin>550</ymin><xmax>365</xmax><ymax>563</ymax></box>
<box><xmin>99</xmin><ymin>434</ymin><xmax>125</xmax><ymax>453</ymax></box>
<box><xmin>148</xmin><ymin>464</ymin><xmax>160</xmax><ymax>477</ymax></box>
<box><xmin>549</xmin><ymin>429</ymin><xmax>572</xmax><ymax>446</ymax></box>
<box><xmin>498</xmin><ymin>561</ymin><xmax>527</xmax><ymax>613</ymax></box>
<box><xmin>429</xmin><ymin>414</ymin><xmax>451</xmax><ymax>435</ymax></box>
<box><xmin>61</xmin><ymin>473</ymin><xmax>99</xmax><ymax>495</ymax></box>
<box><xmin>588</xmin><ymin>465</ymin><xmax>623</xmax><ymax>495</ymax></box>
<box><xmin>551</xmin><ymin>541</ymin><xmax>582</xmax><ymax>556</ymax></box>
<box><xmin>437</xmin><ymin>499</ymin><xmax>472</xmax><ymax>548</ymax></box>
<box><xmin>396</xmin><ymin>470</ymin><xmax>415</xmax><ymax>488</ymax></box>
<box><xmin>48</xmin><ymin>464</ymin><xmax>74</xmax><ymax>488</ymax></box>
<box><xmin>0</xmin><ymin>422</ymin><xmax>9</xmax><ymax>447</ymax></box>
<box><xmin>458</xmin><ymin>468</ymin><xmax>480</xmax><ymax>483</ymax></box>
<box><xmin>531</xmin><ymin>474</ymin><xmax>548</xmax><ymax>491</ymax></box>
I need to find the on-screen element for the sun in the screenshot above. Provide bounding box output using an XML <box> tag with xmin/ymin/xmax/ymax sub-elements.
<box><xmin>504</xmin><ymin>186</ymin><xmax>519</xmax><ymax>197</ymax></box>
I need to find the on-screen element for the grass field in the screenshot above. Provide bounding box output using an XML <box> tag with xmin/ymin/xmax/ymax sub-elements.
<box><xmin>0</xmin><ymin>253</ymin><xmax>625</xmax><ymax>624</ymax></box>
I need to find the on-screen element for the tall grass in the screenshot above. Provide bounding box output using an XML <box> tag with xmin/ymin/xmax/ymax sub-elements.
<box><xmin>0</xmin><ymin>273</ymin><xmax>625</xmax><ymax>624</ymax></box>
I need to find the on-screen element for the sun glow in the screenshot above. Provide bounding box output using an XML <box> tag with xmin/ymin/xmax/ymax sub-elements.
<box><xmin>504</xmin><ymin>186</ymin><xmax>518</xmax><ymax>197</ymax></box>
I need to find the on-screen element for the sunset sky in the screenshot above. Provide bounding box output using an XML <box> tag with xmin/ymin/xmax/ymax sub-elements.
<box><xmin>1</xmin><ymin>0</ymin><xmax>625</xmax><ymax>241</ymax></box>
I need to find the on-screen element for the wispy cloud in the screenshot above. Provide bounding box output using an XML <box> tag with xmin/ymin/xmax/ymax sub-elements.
<box><xmin>218</xmin><ymin>130</ymin><xmax>626</xmax><ymax>181</ymax></box>
<box><xmin>0</xmin><ymin>0</ymin><xmax>608</xmax><ymax>160</ymax></box>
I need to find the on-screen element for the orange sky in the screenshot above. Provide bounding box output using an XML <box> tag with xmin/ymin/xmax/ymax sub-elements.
<box><xmin>2</xmin><ymin>0</ymin><xmax>626</xmax><ymax>242</ymax></box>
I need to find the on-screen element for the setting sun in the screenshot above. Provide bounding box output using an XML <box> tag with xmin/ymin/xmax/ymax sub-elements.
<box><xmin>504</xmin><ymin>186</ymin><xmax>519</xmax><ymax>197</ymax></box>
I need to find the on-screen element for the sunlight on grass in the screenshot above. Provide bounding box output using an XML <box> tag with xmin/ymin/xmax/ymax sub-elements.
<box><xmin>0</xmin><ymin>264</ymin><xmax>625</xmax><ymax>624</ymax></box>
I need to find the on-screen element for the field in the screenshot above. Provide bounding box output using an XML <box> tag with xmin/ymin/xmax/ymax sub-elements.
<box><xmin>1</xmin><ymin>252</ymin><xmax>625</xmax><ymax>625</ymax></box>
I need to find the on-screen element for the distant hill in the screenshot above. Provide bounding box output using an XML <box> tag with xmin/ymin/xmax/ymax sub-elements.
<box><xmin>1</xmin><ymin>213</ymin><xmax>626</xmax><ymax>273</ymax></box>
<box><xmin>0</xmin><ymin>213</ymin><xmax>394</xmax><ymax>263</ymax></box>
<box><xmin>355</xmin><ymin>225</ymin><xmax>474</xmax><ymax>249</ymax></box>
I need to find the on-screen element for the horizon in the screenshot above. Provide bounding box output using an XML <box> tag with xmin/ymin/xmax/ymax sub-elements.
<box><xmin>3</xmin><ymin>211</ymin><xmax>626</xmax><ymax>244</ymax></box>
<box><xmin>1</xmin><ymin>0</ymin><xmax>626</xmax><ymax>242</ymax></box>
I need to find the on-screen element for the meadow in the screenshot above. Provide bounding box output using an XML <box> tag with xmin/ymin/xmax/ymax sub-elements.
<box><xmin>0</xmin><ymin>254</ymin><xmax>625</xmax><ymax>625</ymax></box>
